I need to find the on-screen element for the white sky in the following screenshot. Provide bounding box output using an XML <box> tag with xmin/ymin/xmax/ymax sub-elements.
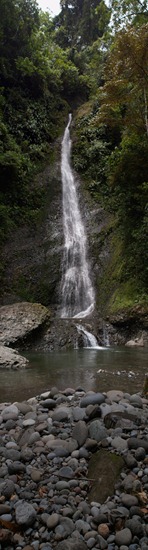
<box><xmin>37</xmin><ymin>0</ymin><xmax>61</xmax><ymax>16</ymax></box>
<box><xmin>37</xmin><ymin>0</ymin><xmax>109</xmax><ymax>17</ymax></box>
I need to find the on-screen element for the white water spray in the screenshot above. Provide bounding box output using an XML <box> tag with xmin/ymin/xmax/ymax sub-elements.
<box><xmin>60</xmin><ymin>114</ymin><xmax>95</xmax><ymax>318</ymax></box>
<box><xmin>76</xmin><ymin>324</ymin><xmax>103</xmax><ymax>349</ymax></box>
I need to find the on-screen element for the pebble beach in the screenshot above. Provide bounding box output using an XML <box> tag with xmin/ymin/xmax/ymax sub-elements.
<box><xmin>0</xmin><ymin>386</ymin><xmax>148</xmax><ymax>550</ymax></box>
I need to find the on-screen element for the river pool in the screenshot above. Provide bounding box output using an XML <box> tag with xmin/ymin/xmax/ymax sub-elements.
<box><xmin>0</xmin><ymin>346</ymin><xmax>148</xmax><ymax>403</ymax></box>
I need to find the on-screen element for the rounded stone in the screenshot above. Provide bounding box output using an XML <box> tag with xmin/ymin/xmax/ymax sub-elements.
<box><xmin>31</xmin><ymin>469</ymin><xmax>42</xmax><ymax>482</ymax></box>
<box><xmin>23</xmin><ymin>419</ymin><xmax>36</xmax><ymax>427</ymax></box>
<box><xmin>121</xmin><ymin>494</ymin><xmax>138</xmax><ymax>508</ymax></box>
<box><xmin>87</xmin><ymin>538</ymin><xmax>96</xmax><ymax>548</ymax></box>
<box><xmin>88</xmin><ymin>420</ymin><xmax>107</xmax><ymax>442</ymax></box>
<box><xmin>72</xmin><ymin>420</ymin><xmax>88</xmax><ymax>446</ymax></box>
<box><xmin>106</xmin><ymin>390</ymin><xmax>123</xmax><ymax>402</ymax></box>
<box><xmin>56</xmin><ymin>481</ymin><xmax>70</xmax><ymax>491</ymax></box>
<box><xmin>98</xmin><ymin>524</ymin><xmax>110</xmax><ymax>539</ymax></box>
<box><xmin>15</xmin><ymin>501</ymin><xmax>37</xmax><ymax>526</ymax></box>
<box><xmin>46</xmin><ymin>513</ymin><xmax>59</xmax><ymax>529</ymax></box>
<box><xmin>1</xmin><ymin>404</ymin><xmax>19</xmax><ymax>417</ymax></box>
<box><xmin>126</xmin><ymin>518</ymin><xmax>144</xmax><ymax>537</ymax></box>
<box><xmin>129</xmin><ymin>394</ymin><xmax>143</xmax><ymax>408</ymax></box>
<box><xmin>125</xmin><ymin>453</ymin><xmax>137</xmax><ymax>469</ymax></box>
<box><xmin>52</xmin><ymin>407</ymin><xmax>70</xmax><ymax>422</ymax></box>
<box><xmin>80</xmin><ymin>393</ymin><xmax>105</xmax><ymax>408</ymax></box>
<box><xmin>135</xmin><ymin>447</ymin><xmax>146</xmax><ymax>460</ymax></box>
<box><xmin>0</xmin><ymin>479</ymin><xmax>15</xmax><ymax>498</ymax></box>
<box><xmin>115</xmin><ymin>528</ymin><xmax>132</xmax><ymax>546</ymax></box>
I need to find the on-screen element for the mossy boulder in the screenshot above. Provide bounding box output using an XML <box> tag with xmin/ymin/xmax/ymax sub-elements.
<box><xmin>87</xmin><ymin>449</ymin><xmax>124</xmax><ymax>504</ymax></box>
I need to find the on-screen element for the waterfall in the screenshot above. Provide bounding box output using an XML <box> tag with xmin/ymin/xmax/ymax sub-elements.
<box><xmin>103</xmin><ymin>323</ymin><xmax>110</xmax><ymax>347</ymax></box>
<box><xmin>60</xmin><ymin>114</ymin><xmax>95</xmax><ymax>319</ymax></box>
<box><xmin>76</xmin><ymin>324</ymin><xmax>103</xmax><ymax>349</ymax></box>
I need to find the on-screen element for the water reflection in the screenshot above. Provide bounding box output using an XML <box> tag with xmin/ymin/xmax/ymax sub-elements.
<box><xmin>0</xmin><ymin>346</ymin><xmax>147</xmax><ymax>403</ymax></box>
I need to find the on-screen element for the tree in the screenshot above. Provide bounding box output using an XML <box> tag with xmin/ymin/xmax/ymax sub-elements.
<box><xmin>55</xmin><ymin>0</ymin><xmax>110</xmax><ymax>47</ymax></box>
<box><xmin>99</xmin><ymin>24</ymin><xmax>148</xmax><ymax>137</ymax></box>
<box><xmin>110</xmin><ymin>0</ymin><xmax>148</xmax><ymax>29</ymax></box>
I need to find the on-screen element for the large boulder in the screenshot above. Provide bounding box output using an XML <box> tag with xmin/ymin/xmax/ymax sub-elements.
<box><xmin>0</xmin><ymin>345</ymin><xmax>28</xmax><ymax>369</ymax></box>
<box><xmin>0</xmin><ymin>302</ymin><xmax>50</xmax><ymax>346</ymax></box>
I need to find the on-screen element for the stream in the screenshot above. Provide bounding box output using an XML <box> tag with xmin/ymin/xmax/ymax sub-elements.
<box><xmin>0</xmin><ymin>346</ymin><xmax>147</xmax><ymax>403</ymax></box>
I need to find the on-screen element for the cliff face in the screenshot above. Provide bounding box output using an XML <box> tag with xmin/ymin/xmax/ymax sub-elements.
<box><xmin>1</xmin><ymin>147</ymin><xmax>148</xmax><ymax>350</ymax></box>
<box><xmin>1</xmin><ymin>160</ymin><xmax>63</xmax><ymax>308</ymax></box>
<box><xmin>1</xmin><ymin>156</ymin><xmax>112</xmax><ymax>315</ymax></box>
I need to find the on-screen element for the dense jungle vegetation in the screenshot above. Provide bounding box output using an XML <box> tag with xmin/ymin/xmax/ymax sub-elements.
<box><xmin>0</xmin><ymin>0</ymin><xmax>148</xmax><ymax>311</ymax></box>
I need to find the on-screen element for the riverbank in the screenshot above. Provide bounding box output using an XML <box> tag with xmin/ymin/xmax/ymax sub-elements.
<box><xmin>0</xmin><ymin>386</ymin><xmax>148</xmax><ymax>549</ymax></box>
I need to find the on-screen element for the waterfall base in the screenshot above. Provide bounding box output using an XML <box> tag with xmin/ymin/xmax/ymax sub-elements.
<box><xmin>76</xmin><ymin>324</ymin><xmax>105</xmax><ymax>349</ymax></box>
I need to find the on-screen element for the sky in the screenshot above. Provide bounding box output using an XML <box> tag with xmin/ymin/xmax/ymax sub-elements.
<box><xmin>37</xmin><ymin>0</ymin><xmax>109</xmax><ymax>16</ymax></box>
<box><xmin>37</xmin><ymin>0</ymin><xmax>61</xmax><ymax>16</ymax></box>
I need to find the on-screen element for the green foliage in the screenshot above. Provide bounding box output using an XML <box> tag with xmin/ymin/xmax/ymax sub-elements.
<box><xmin>0</xmin><ymin>0</ymin><xmax>147</xmax><ymax>311</ymax></box>
<box><xmin>73</xmin><ymin>107</ymin><xmax>111</xmax><ymax>201</ymax></box>
<box><xmin>111</xmin><ymin>0</ymin><xmax>148</xmax><ymax>28</ymax></box>
<box><xmin>0</xmin><ymin>0</ymin><xmax>85</xmax><ymax>243</ymax></box>
<box><xmin>56</xmin><ymin>0</ymin><xmax>111</xmax><ymax>48</ymax></box>
<box><xmin>72</xmin><ymin>17</ymin><xmax>148</xmax><ymax>308</ymax></box>
<box><xmin>108</xmin><ymin>281</ymin><xmax>148</xmax><ymax>313</ymax></box>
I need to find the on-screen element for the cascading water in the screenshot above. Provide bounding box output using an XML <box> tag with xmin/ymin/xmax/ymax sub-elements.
<box><xmin>76</xmin><ymin>324</ymin><xmax>103</xmax><ymax>349</ymax></box>
<box><xmin>60</xmin><ymin>114</ymin><xmax>95</xmax><ymax>319</ymax></box>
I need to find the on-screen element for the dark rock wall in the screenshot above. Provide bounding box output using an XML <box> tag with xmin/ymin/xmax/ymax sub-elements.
<box><xmin>2</xmin><ymin>161</ymin><xmax>63</xmax><ymax>308</ymax></box>
<box><xmin>1</xmin><ymin>158</ymin><xmax>112</xmax><ymax>315</ymax></box>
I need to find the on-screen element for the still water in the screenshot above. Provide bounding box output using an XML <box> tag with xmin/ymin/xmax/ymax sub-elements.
<box><xmin>0</xmin><ymin>346</ymin><xmax>147</xmax><ymax>403</ymax></box>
